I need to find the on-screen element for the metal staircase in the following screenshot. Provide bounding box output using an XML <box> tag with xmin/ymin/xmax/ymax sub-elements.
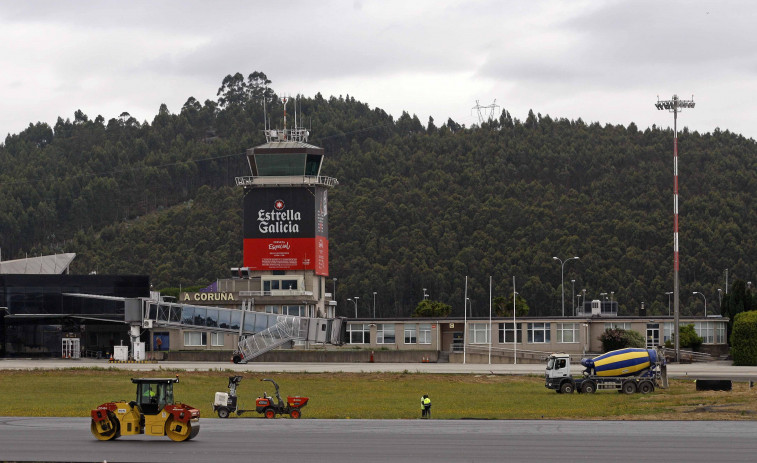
<box><xmin>236</xmin><ymin>315</ymin><xmax>308</xmax><ymax>363</ymax></box>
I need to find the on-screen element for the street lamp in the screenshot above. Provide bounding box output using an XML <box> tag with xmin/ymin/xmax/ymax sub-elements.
<box><xmin>581</xmin><ymin>289</ymin><xmax>586</xmax><ymax>314</ymax></box>
<box><xmin>693</xmin><ymin>291</ymin><xmax>707</xmax><ymax>317</ymax></box>
<box><xmin>610</xmin><ymin>291</ymin><xmax>614</xmax><ymax>313</ymax></box>
<box><xmin>347</xmin><ymin>297</ymin><xmax>359</xmax><ymax>318</ymax></box>
<box><xmin>423</xmin><ymin>288</ymin><xmax>428</xmax><ymax>300</ymax></box>
<box><xmin>718</xmin><ymin>288</ymin><xmax>723</xmax><ymax>314</ymax></box>
<box><xmin>656</xmin><ymin>93</ymin><xmax>695</xmax><ymax>363</ymax></box>
<box><xmin>582</xmin><ymin>323</ymin><xmax>589</xmax><ymax>356</ymax></box>
<box><xmin>571</xmin><ymin>279</ymin><xmax>576</xmax><ymax>316</ymax></box>
<box><xmin>553</xmin><ymin>256</ymin><xmax>580</xmax><ymax>317</ymax></box>
<box><xmin>373</xmin><ymin>291</ymin><xmax>377</xmax><ymax>318</ymax></box>
<box><xmin>666</xmin><ymin>292</ymin><xmax>673</xmax><ymax>316</ymax></box>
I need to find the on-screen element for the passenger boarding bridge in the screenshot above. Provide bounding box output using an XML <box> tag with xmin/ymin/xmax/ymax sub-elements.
<box><xmin>65</xmin><ymin>293</ymin><xmax>345</xmax><ymax>362</ymax></box>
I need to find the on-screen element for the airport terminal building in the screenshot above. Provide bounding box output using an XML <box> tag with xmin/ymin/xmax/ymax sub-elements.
<box><xmin>0</xmin><ymin>254</ymin><xmax>150</xmax><ymax>357</ymax></box>
<box><xmin>0</xmin><ymin>255</ymin><xmax>730</xmax><ymax>361</ymax></box>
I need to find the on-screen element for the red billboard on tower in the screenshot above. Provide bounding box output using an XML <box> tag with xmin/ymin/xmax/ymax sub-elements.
<box><xmin>243</xmin><ymin>186</ymin><xmax>329</xmax><ymax>275</ymax></box>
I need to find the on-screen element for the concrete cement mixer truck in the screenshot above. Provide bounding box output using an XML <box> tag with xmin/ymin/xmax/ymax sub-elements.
<box><xmin>545</xmin><ymin>348</ymin><xmax>668</xmax><ymax>394</ymax></box>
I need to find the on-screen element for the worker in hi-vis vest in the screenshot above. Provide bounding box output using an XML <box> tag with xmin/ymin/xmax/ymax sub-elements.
<box><xmin>421</xmin><ymin>394</ymin><xmax>431</xmax><ymax>418</ymax></box>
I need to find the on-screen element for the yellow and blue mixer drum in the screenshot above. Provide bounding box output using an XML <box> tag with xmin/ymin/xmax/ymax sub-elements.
<box><xmin>581</xmin><ymin>348</ymin><xmax>658</xmax><ymax>377</ymax></box>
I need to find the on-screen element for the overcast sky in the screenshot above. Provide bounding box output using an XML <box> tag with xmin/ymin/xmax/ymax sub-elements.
<box><xmin>1</xmin><ymin>0</ymin><xmax>755</xmax><ymax>142</ymax></box>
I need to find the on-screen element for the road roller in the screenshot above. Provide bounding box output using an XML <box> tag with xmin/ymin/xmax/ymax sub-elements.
<box><xmin>90</xmin><ymin>376</ymin><xmax>200</xmax><ymax>441</ymax></box>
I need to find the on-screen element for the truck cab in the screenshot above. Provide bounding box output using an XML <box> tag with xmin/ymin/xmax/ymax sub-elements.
<box><xmin>545</xmin><ymin>353</ymin><xmax>576</xmax><ymax>393</ymax></box>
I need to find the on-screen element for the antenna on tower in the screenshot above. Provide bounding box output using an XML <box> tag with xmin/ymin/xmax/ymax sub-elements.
<box><xmin>281</xmin><ymin>96</ymin><xmax>289</xmax><ymax>139</ymax></box>
<box><xmin>263</xmin><ymin>86</ymin><xmax>268</xmax><ymax>132</ymax></box>
<box><xmin>472</xmin><ymin>99</ymin><xmax>501</xmax><ymax>124</ymax></box>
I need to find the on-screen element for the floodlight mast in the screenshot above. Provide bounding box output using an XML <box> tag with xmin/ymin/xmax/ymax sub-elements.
<box><xmin>655</xmin><ymin>94</ymin><xmax>695</xmax><ymax>363</ymax></box>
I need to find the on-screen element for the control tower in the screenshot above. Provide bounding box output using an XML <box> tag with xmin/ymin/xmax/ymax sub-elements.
<box><xmin>233</xmin><ymin>99</ymin><xmax>338</xmax><ymax>318</ymax></box>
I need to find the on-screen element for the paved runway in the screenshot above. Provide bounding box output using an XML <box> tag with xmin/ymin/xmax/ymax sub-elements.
<box><xmin>1</xmin><ymin>416</ymin><xmax>756</xmax><ymax>463</ymax></box>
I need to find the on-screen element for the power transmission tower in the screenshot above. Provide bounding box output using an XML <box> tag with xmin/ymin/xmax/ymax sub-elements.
<box><xmin>472</xmin><ymin>99</ymin><xmax>501</xmax><ymax>124</ymax></box>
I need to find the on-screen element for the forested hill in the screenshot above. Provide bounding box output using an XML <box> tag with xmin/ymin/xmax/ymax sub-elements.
<box><xmin>1</xmin><ymin>72</ymin><xmax>756</xmax><ymax>318</ymax></box>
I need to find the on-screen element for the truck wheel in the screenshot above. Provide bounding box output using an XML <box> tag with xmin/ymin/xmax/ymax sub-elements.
<box><xmin>290</xmin><ymin>409</ymin><xmax>302</xmax><ymax>419</ymax></box>
<box><xmin>581</xmin><ymin>381</ymin><xmax>596</xmax><ymax>394</ymax></box>
<box><xmin>264</xmin><ymin>408</ymin><xmax>276</xmax><ymax>419</ymax></box>
<box><xmin>638</xmin><ymin>381</ymin><xmax>654</xmax><ymax>394</ymax></box>
<box><xmin>217</xmin><ymin>407</ymin><xmax>230</xmax><ymax>419</ymax></box>
<box><xmin>622</xmin><ymin>381</ymin><xmax>637</xmax><ymax>394</ymax></box>
<box><xmin>560</xmin><ymin>382</ymin><xmax>574</xmax><ymax>394</ymax></box>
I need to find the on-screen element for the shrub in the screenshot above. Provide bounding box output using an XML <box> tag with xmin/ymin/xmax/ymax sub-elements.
<box><xmin>679</xmin><ymin>324</ymin><xmax>703</xmax><ymax>351</ymax></box>
<box><xmin>599</xmin><ymin>328</ymin><xmax>646</xmax><ymax>352</ymax></box>
<box><xmin>412</xmin><ymin>300</ymin><xmax>452</xmax><ymax>317</ymax></box>
<box><xmin>624</xmin><ymin>329</ymin><xmax>647</xmax><ymax>348</ymax></box>
<box><xmin>731</xmin><ymin>311</ymin><xmax>757</xmax><ymax>366</ymax></box>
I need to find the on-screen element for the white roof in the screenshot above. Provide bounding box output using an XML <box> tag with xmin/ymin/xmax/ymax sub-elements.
<box><xmin>0</xmin><ymin>253</ymin><xmax>76</xmax><ymax>274</ymax></box>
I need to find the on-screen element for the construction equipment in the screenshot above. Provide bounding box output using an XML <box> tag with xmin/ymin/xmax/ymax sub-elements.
<box><xmin>213</xmin><ymin>376</ymin><xmax>308</xmax><ymax>419</ymax></box>
<box><xmin>90</xmin><ymin>376</ymin><xmax>200</xmax><ymax>441</ymax></box>
<box><xmin>213</xmin><ymin>375</ymin><xmax>254</xmax><ymax>418</ymax></box>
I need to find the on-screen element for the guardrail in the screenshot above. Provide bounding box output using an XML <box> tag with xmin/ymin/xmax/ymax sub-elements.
<box><xmin>661</xmin><ymin>347</ymin><xmax>713</xmax><ymax>363</ymax></box>
<box><xmin>235</xmin><ymin>175</ymin><xmax>338</xmax><ymax>188</ymax></box>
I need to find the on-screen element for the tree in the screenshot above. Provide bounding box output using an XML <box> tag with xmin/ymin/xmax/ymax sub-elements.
<box><xmin>731</xmin><ymin>311</ymin><xmax>757</xmax><ymax>366</ymax></box>
<box><xmin>599</xmin><ymin>328</ymin><xmax>645</xmax><ymax>352</ymax></box>
<box><xmin>216</xmin><ymin>72</ymin><xmax>248</xmax><ymax>108</ymax></box>
<box><xmin>247</xmin><ymin>71</ymin><xmax>273</xmax><ymax>102</ymax></box>
<box><xmin>493</xmin><ymin>295</ymin><xmax>530</xmax><ymax>317</ymax></box>
<box><xmin>721</xmin><ymin>280</ymin><xmax>754</xmax><ymax>343</ymax></box>
<box><xmin>412</xmin><ymin>300</ymin><xmax>451</xmax><ymax>317</ymax></box>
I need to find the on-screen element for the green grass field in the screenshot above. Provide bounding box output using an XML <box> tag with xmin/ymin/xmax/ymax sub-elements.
<box><xmin>2</xmin><ymin>368</ymin><xmax>755</xmax><ymax>420</ymax></box>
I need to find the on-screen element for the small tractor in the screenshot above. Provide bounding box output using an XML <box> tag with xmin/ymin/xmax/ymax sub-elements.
<box><xmin>90</xmin><ymin>376</ymin><xmax>200</xmax><ymax>441</ymax></box>
<box><xmin>213</xmin><ymin>376</ymin><xmax>308</xmax><ymax>419</ymax></box>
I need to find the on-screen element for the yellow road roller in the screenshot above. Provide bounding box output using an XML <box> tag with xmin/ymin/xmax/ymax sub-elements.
<box><xmin>90</xmin><ymin>376</ymin><xmax>200</xmax><ymax>441</ymax></box>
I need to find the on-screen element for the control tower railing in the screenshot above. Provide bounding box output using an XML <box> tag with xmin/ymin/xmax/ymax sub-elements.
<box><xmin>235</xmin><ymin>175</ymin><xmax>338</xmax><ymax>188</ymax></box>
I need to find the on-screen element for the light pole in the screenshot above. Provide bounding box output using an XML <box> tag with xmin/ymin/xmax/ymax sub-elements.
<box><xmin>693</xmin><ymin>291</ymin><xmax>707</xmax><ymax>317</ymax></box>
<box><xmin>656</xmin><ymin>93</ymin><xmax>695</xmax><ymax>363</ymax></box>
<box><xmin>581</xmin><ymin>289</ymin><xmax>586</xmax><ymax>314</ymax></box>
<box><xmin>513</xmin><ymin>276</ymin><xmax>517</xmax><ymax>365</ymax></box>
<box><xmin>423</xmin><ymin>288</ymin><xmax>428</xmax><ymax>300</ymax></box>
<box><xmin>666</xmin><ymin>292</ymin><xmax>673</xmax><ymax>316</ymax></box>
<box><xmin>718</xmin><ymin>288</ymin><xmax>723</xmax><ymax>315</ymax></box>
<box><xmin>571</xmin><ymin>279</ymin><xmax>576</xmax><ymax>316</ymax></box>
<box><xmin>553</xmin><ymin>256</ymin><xmax>580</xmax><ymax>317</ymax></box>
<box><xmin>610</xmin><ymin>291</ymin><xmax>615</xmax><ymax>314</ymax></box>
<box><xmin>347</xmin><ymin>297</ymin><xmax>359</xmax><ymax>318</ymax></box>
<box><xmin>373</xmin><ymin>291</ymin><xmax>377</xmax><ymax>318</ymax></box>
<box><xmin>582</xmin><ymin>323</ymin><xmax>589</xmax><ymax>355</ymax></box>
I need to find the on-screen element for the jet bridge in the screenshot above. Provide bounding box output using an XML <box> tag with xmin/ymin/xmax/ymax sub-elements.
<box><xmin>61</xmin><ymin>293</ymin><xmax>344</xmax><ymax>362</ymax></box>
<box><xmin>140</xmin><ymin>298</ymin><xmax>344</xmax><ymax>362</ymax></box>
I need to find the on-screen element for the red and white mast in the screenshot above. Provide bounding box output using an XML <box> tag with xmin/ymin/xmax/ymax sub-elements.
<box><xmin>655</xmin><ymin>94</ymin><xmax>695</xmax><ymax>363</ymax></box>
